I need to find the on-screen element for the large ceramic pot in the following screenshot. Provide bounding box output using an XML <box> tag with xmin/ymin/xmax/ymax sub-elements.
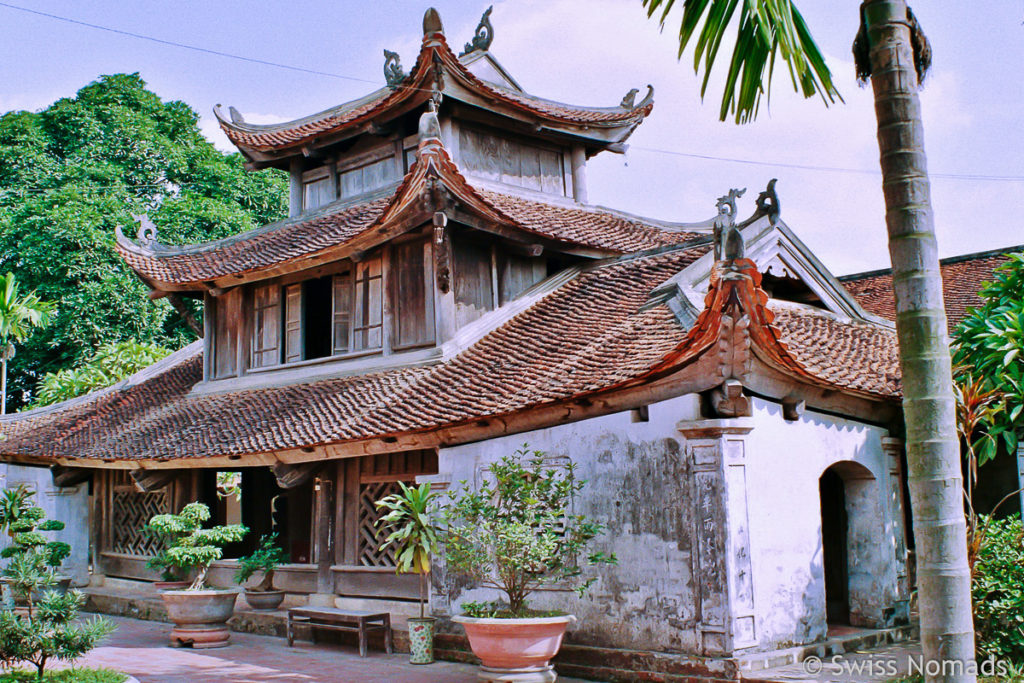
<box><xmin>161</xmin><ymin>588</ymin><xmax>240</xmax><ymax>649</ymax></box>
<box><xmin>243</xmin><ymin>589</ymin><xmax>285</xmax><ymax>611</ymax></box>
<box><xmin>153</xmin><ymin>580</ymin><xmax>191</xmax><ymax>591</ymax></box>
<box><xmin>452</xmin><ymin>614</ymin><xmax>576</xmax><ymax>683</ymax></box>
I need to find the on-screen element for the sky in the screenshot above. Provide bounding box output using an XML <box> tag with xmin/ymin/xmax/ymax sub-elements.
<box><xmin>0</xmin><ymin>0</ymin><xmax>1021</xmax><ymax>276</ymax></box>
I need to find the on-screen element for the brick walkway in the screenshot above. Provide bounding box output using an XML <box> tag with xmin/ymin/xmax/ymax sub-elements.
<box><xmin>75</xmin><ymin>615</ymin><xmax>592</xmax><ymax>683</ymax></box>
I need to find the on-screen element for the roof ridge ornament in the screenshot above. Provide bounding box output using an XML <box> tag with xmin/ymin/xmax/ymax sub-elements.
<box><xmin>460</xmin><ymin>6</ymin><xmax>494</xmax><ymax>56</ymax></box>
<box><xmin>228</xmin><ymin>107</ymin><xmax>245</xmax><ymax>124</ymax></box>
<box><xmin>620</xmin><ymin>85</ymin><xmax>654</xmax><ymax>110</ymax></box>
<box><xmin>417</xmin><ymin>100</ymin><xmax>444</xmax><ymax>158</ymax></box>
<box><xmin>423</xmin><ymin>7</ymin><xmax>444</xmax><ymax>36</ymax></box>
<box><xmin>131</xmin><ymin>213</ymin><xmax>159</xmax><ymax>248</ymax></box>
<box><xmin>383</xmin><ymin>49</ymin><xmax>406</xmax><ymax>89</ymax></box>
<box><xmin>713</xmin><ymin>188</ymin><xmax>746</xmax><ymax>262</ymax></box>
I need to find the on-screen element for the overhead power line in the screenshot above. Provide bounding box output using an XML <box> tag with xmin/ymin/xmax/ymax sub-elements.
<box><xmin>0</xmin><ymin>1</ymin><xmax>381</xmax><ymax>85</ymax></box>
<box><xmin>1</xmin><ymin>2</ymin><xmax>1022</xmax><ymax>185</ymax></box>
<box><xmin>629</xmin><ymin>147</ymin><xmax>1024</xmax><ymax>183</ymax></box>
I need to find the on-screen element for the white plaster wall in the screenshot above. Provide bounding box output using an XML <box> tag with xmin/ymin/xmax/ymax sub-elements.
<box><xmin>0</xmin><ymin>464</ymin><xmax>90</xmax><ymax>586</ymax></box>
<box><xmin>744</xmin><ymin>398</ymin><xmax>897</xmax><ymax>649</ymax></box>
<box><xmin>438</xmin><ymin>393</ymin><xmax>704</xmax><ymax>652</ymax></box>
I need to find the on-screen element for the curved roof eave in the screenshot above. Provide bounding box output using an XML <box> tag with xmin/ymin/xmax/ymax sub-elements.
<box><xmin>216</xmin><ymin>18</ymin><xmax>654</xmax><ymax>156</ymax></box>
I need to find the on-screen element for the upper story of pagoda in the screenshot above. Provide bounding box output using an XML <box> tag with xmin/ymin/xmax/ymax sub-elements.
<box><xmin>214</xmin><ymin>7</ymin><xmax>653</xmax><ymax>215</ymax></box>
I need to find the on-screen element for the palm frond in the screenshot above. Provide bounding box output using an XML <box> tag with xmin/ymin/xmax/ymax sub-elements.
<box><xmin>642</xmin><ymin>0</ymin><xmax>842</xmax><ymax>124</ymax></box>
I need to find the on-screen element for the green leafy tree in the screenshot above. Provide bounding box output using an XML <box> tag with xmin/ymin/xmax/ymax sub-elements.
<box><xmin>643</xmin><ymin>1</ymin><xmax>975</xmax><ymax>675</ymax></box>
<box><xmin>0</xmin><ymin>486</ymin><xmax>112</xmax><ymax>681</ymax></box>
<box><xmin>146</xmin><ymin>502</ymin><xmax>247</xmax><ymax>590</ymax></box>
<box><xmin>444</xmin><ymin>447</ymin><xmax>616</xmax><ymax>617</ymax></box>
<box><xmin>0</xmin><ymin>273</ymin><xmax>54</xmax><ymax>414</ymax></box>
<box><xmin>954</xmin><ymin>254</ymin><xmax>1024</xmax><ymax>460</ymax></box>
<box><xmin>375</xmin><ymin>483</ymin><xmax>441</xmax><ymax>618</ymax></box>
<box><xmin>32</xmin><ymin>340</ymin><xmax>170</xmax><ymax>407</ymax></box>
<box><xmin>0</xmin><ymin>73</ymin><xmax>287</xmax><ymax>410</ymax></box>
<box><xmin>970</xmin><ymin>515</ymin><xmax>1024</xmax><ymax>662</ymax></box>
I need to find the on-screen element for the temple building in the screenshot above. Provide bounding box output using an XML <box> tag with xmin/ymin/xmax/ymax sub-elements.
<box><xmin>0</xmin><ymin>8</ymin><xmax>917</xmax><ymax>678</ymax></box>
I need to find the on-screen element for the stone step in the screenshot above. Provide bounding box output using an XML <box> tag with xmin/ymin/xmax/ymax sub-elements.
<box><xmin>738</xmin><ymin>623</ymin><xmax>920</xmax><ymax>673</ymax></box>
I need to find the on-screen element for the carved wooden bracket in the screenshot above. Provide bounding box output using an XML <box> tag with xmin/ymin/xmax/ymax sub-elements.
<box><xmin>130</xmin><ymin>468</ymin><xmax>176</xmax><ymax>492</ymax></box>
<box><xmin>50</xmin><ymin>466</ymin><xmax>91</xmax><ymax>488</ymax></box>
<box><xmin>433</xmin><ymin>211</ymin><xmax>451</xmax><ymax>293</ymax></box>
<box><xmin>710</xmin><ymin>379</ymin><xmax>751</xmax><ymax>417</ymax></box>
<box><xmin>782</xmin><ymin>397</ymin><xmax>805</xmax><ymax>421</ymax></box>
<box><xmin>273</xmin><ymin>461</ymin><xmax>325</xmax><ymax>489</ymax></box>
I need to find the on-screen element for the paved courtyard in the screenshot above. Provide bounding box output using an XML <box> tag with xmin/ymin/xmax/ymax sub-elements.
<box><xmin>73</xmin><ymin>615</ymin><xmax>592</xmax><ymax>683</ymax></box>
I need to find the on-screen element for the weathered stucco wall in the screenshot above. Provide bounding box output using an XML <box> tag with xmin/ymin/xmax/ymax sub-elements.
<box><xmin>0</xmin><ymin>464</ymin><xmax>90</xmax><ymax>586</ymax></box>
<box><xmin>743</xmin><ymin>398</ymin><xmax>902</xmax><ymax>650</ymax></box>
<box><xmin>433</xmin><ymin>393</ymin><xmax>905</xmax><ymax>656</ymax></box>
<box><xmin>437</xmin><ymin>393</ymin><xmax>704</xmax><ymax>652</ymax></box>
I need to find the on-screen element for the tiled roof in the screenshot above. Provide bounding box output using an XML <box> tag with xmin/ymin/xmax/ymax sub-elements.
<box><xmin>116</xmin><ymin>140</ymin><xmax>695</xmax><ymax>288</ymax></box>
<box><xmin>218</xmin><ymin>28</ymin><xmax>650</xmax><ymax>154</ymax></box>
<box><xmin>768</xmin><ymin>302</ymin><xmax>901</xmax><ymax>397</ymax></box>
<box><xmin>0</xmin><ymin>250</ymin><xmax>900</xmax><ymax>464</ymax></box>
<box><xmin>117</xmin><ymin>198</ymin><xmax>390</xmax><ymax>285</ymax></box>
<box><xmin>840</xmin><ymin>246</ymin><xmax>1022</xmax><ymax>331</ymax></box>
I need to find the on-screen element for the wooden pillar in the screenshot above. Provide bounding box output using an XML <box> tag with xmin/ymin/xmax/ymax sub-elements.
<box><xmin>289</xmin><ymin>158</ymin><xmax>303</xmax><ymax>218</ymax></box>
<box><xmin>310</xmin><ymin>469</ymin><xmax>336</xmax><ymax>606</ymax></box>
<box><xmin>570</xmin><ymin>145</ymin><xmax>588</xmax><ymax>204</ymax></box>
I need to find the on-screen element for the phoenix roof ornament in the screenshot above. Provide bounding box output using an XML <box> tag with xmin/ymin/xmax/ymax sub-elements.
<box><xmin>461</xmin><ymin>6</ymin><xmax>494</xmax><ymax>56</ymax></box>
<box><xmin>132</xmin><ymin>213</ymin><xmax>158</xmax><ymax>248</ymax></box>
<box><xmin>713</xmin><ymin>188</ymin><xmax>746</xmax><ymax>261</ymax></box>
<box><xmin>383</xmin><ymin>49</ymin><xmax>406</xmax><ymax>89</ymax></box>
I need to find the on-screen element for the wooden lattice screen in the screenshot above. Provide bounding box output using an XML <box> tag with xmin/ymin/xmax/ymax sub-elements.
<box><xmin>357</xmin><ymin>480</ymin><xmax>408</xmax><ymax>567</ymax></box>
<box><xmin>111</xmin><ymin>482</ymin><xmax>170</xmax><ymax>557</ymax></box>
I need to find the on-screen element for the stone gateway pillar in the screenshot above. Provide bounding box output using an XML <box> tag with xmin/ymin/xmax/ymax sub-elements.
<box><xmin>678</xmin><ymin>418</ymin><xmax>756</xmax><ymax>656</ymax></box>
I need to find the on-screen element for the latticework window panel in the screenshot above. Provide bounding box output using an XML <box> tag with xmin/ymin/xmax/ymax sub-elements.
<box><xmin>358</xmin><ymin>480</ymin><xmax>409</xmax><ymax>567</ymax></box>
<box><xmin>111</xmin><ymin>488</ymin><xmax>170</xmax><ymax>556</ymax></box>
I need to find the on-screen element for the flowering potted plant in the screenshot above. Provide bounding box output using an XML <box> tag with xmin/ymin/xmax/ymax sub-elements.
<box><xmin>147</xmin><ymin>502</ymin><xmax>247</xmax><ymax>648</ymax></box>
<box><xmin>445</xmin><ymin>447</ymin><xmax>616</xmax><ymax>681</ymax></box>
<box><xmin>235</xmin><ymin>533</ymin><xmax>288</xmax><ymax>610</ymax></box>
<box><xmin>375</xmin><ymin>482</ymin><xmax>441</xmax><ymax>665</ymax></box>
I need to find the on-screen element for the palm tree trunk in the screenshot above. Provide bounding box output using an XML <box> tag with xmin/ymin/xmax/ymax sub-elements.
<box><xmin>1</xmin><ymin>357</ymin><xmax>7</xmax><ymax>415</ymax></box>
<box><xmin>862</xmin><ymin>2</ymin><xmax>975</xmax><ymax>680</ymax></box>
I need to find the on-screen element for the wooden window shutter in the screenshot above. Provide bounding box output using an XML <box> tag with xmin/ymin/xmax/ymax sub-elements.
<box><xmin>283</xmin><ymin>283</ymin><xmax>303</xmax><ymax>363</ymax></box>
<box><xmin>251</xmin><ymin>283</ymin><xmax>282</xmax><ymax>368</ymax></box>
<box><xmin>390</xmin><ymin>239</ymin><xmax>435</xmax><ymax>350</ymax></box>
<box><xmin>332</xmin><ymin>271</ymin><xmax>352</xmax><ymax>355</ymax></box>
<box><xmin>213</xmin><ymin>288</ymin><xmax>242</xmax><ymax>379</ymax></box>
<box><xmin>352</xmin><ymin>254</ymin><xmax>383</xmax><ymax>351</ymax></box>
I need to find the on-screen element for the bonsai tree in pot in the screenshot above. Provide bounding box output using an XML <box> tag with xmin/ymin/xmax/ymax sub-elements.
<box><xmin>445</xmin><ymin>446</ymin><xmax>616</xmax><ymax>681</ymax></box>
<box><xmin>0</xmin><ymin>526</ymin><xmax>113</xmax><ymax>681</ymax></box>
<box><xmin>375</xmin><ymin>482</ymin><xmax>440</xmax><ymax>665</ymax></box>
<box><xmin>0</xmin><ymin>485</ymin><xmax>73</xmax><ymax>603</ymax></box>
<box><xmin>147</xmin><ymin>502</ymin><xmax>247</xmax><ymax>648</ymax></box>
<box><xmin>235</xmin><ymin>533</ymin><xmax>288</xmax><ymax>611</ymax></box>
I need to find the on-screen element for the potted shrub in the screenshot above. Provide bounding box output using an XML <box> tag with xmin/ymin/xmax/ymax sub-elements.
<box><xmin>0</xmin><ymin>487</ymin><xmax>113</xmax><ymax>681</ymax></box>
<box><xmin>375</xmin><ymin>482</ymin><xmax>441</xmax><ymax>665</ymax></box>
<box><xmin>235</xmin><ymin>533</ymin><xmax>288</xmax><ymax>610</ymax></box>
<box><xmin>147</xmin><ymin>502</ymin><xmax>247</xmax><ymax>648</ymax></box>
<box><xmin>0</xmin><ymin>485</ymin><xmax>73</xmax><ymax>603</ymax></box>
<box><xmin>445</xmin><ymin>447</ymin><xmax>616</xmax><ymax>681</ymax></box>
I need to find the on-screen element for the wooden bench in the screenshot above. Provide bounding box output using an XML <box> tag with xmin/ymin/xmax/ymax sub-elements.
<box><xmin>286</xmin><ymin>607</ymin><xmax>393</xmax><ymax>657</ymax></box>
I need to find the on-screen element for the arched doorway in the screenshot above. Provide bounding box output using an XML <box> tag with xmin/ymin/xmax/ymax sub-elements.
<box><xmin>819</xmin><ymin>468</ymin><xmax>849</xmax><ymax>624</ymax></box>
<box><xmin>819</xmin><ymin>461</ymin><xmax>878</xmax><ymax>627</ymax></box>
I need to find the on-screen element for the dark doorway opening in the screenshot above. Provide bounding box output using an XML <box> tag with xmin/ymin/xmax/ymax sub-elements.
<box><xmin>303</xmin><ymin>276</ymin><xmax>333</xmax><ymax>360</ymax></box>
<box><xmin>820</xmin><ymin>467</ymin><xmax>849</xmax><ymax>624</ymax></box>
